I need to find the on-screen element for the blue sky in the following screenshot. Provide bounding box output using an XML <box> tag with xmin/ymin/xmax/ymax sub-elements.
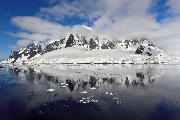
<box><xmin>1</xmin><ymin>0</ymin><xmax>180</xmax><ymax>58</ymax></box>
<box><xmin>0</xmin><ymin>0</ymin><xmax>48</xmax><ymax>58</ymax></box>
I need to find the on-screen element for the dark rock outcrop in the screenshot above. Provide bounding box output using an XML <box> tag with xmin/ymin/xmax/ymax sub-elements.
<box><xmin>101</xmin><ymin>41</ymin><xmax>115</xmax><ymax>49</ymax></box>
<box><xmin>65</xmin><ymin>34</ymin><xmax>75</xmax><ymax>48</ymax></box>
<box><xmin>25</xmin><ymin>43</ymin><xmax>42</xmax><ymax>59</ymax></box>
<box><xmin>135</xmin><ymin>45</ymin><xmax>152</xmax><ymax>56</ymax></box>
<box><xmin>89</xmin><ymin>38</ymin><xmax>98</xmax><ymax>50</ymax></box>
<box><xmin>41</xmin><ymin>39</ymin><xmax>65</xmax><ymax>55</ymax></box>
<box><xmin>135</xmin><ymin>45</ymin><xmax>145</xmax><ymax>55</ymax></box>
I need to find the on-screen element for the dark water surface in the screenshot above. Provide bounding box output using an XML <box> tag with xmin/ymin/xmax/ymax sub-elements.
<box><xmin>0</xmin><ymin>65</ymin><xmax>180</xmax><ymax>120</ymax></box>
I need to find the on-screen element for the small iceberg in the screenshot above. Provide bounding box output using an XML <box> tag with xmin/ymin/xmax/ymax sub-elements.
<box><xmin>80</xmin><ymin>91</ymin><xmax>88</xmax><ymax>94</ymax></box>
<box><xmin>90</xmin><ymin>87</ymin><xmax>96</xmax><ymax>90</ymax></box>
<box><xmin>46</xmin><ymin>89</ymin><xmax>55</xmax><ymax>92</ymax></box>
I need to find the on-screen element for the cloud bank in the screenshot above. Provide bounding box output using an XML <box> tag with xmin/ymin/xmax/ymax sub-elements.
<box><xmin>10</xmin><ymin>0</ymin><xmax>180</xmax><ymax>55</ymax></box>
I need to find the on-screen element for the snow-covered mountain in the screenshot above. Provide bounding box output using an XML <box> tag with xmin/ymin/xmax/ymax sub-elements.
<box><xmin>1</xmin><ymin>26</ymin><xmax>180</xmax><ymax>65</ymax></box>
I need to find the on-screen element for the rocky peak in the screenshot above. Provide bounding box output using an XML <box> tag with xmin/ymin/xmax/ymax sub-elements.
<box><xmin>65</xmin><ymin>34</ymin><xmax>76</xmax><ymax>48</ymax></box>
<box><xmin>135</xmin><ymin>45</ymin><xmax>152</xmax><ymax>56</ymax></box>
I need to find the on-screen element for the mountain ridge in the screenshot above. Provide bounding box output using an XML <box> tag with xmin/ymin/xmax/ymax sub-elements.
<box><xmin>1</xmin><ymin>31</ymin><xmax>180</xmax><ymax>65</ymax></box>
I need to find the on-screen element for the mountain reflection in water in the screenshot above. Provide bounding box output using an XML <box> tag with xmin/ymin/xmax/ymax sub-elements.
<box><xmin>0</xmin><ymin>65</ymin><xmax>180</xmax><ymax>120</ymax></box>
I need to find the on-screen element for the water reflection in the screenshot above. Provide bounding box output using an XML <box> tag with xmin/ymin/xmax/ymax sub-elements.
<box><xmin>1</xmin><ymin>65</ymin><xmax>180</xmax><ymax>120</ymax></box>
<box><xmin>8</xmin><ymin>65</ymin><xmax>160</xmax><ymax>91</ymax></box>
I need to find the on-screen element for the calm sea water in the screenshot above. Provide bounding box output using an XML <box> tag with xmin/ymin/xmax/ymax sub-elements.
<box><xmin>0</xmin><ymin>65</ymin><xmax>180</xmax><ymax>120</ymax></box>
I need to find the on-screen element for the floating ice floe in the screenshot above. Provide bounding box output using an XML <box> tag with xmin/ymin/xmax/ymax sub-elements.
<box><xmin>61</xmin><ymin>83</ymin><xmax>65</xmax><ymax>85</ymax></box>
<box><xmin>61</xmin><ymin>83</ymin><xmax>68</xmax><ymax>85</ymax></box>
<box><xmin>116</xmin><ymin>100</ymin><xmax>122</xmax><ymax>104</ymax></box>
<box><xmin>105</xmin><ymin>92</ymin><xmax>115</xmax><ymax>95</ymax></box>
<box><xmin>112</xmin><ymin>97</ymin><xmax>122</xmax><ymax>104</ymax></box>
<box><xmin>79</xmin><ymin>97</ymin><xmax>98</xmax><ymax>104</ymax></box>
<box><xmin>80</xmin><ymin>91</ymin><xmax>88</xmax><ymax>94</ymax></box>
<box><xmin>113</xmin><ymin>97</ymin><xmax>119</xmax><ymax>100</ymax></box>
<box><xmin>46</xmin><ymin>89</ymin><xmax>55</xmax><ymax>92</ymax></box>
<box><xmin>90</xmin><ymin>87</ymin><xmax>96</xmax><ymax>90</ymax></box>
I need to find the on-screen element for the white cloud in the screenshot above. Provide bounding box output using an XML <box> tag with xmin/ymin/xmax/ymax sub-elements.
<box><xmin>8</xmin><ymin>45</ymin><xmax>17</xmax><ymax>51</ymax></box>
<box><xmin>11</xmin><ymin>16</ymin><xmax>71</xmax><ymax>36</ymax></box>
<box><xmin>39</xmin><ymin>0</ymin><xmax>102</xmax><ymax>20</ymax></box>
<box><xmin>14</xmin><ymin>32</ymin><xmax>50</xmax><ymax>41</ymax></box>
<box><xmin>16</xmin><ymin>39</ymin><xmax>31</xmax><ymax>47</ymax></box>
<box><xmin>38</xmin><ymin>0</ymin><xmax>157</xmax><ymax>38</ymax></box>
<box><xmin>11</xmin><ymin>16</ymin><xmax>72</xmax><ymax>47</ymax></box>
<box><xmin>168</xmin><ymin>0</ymin><xmax>180</xmax><ymax>15</ymax></box>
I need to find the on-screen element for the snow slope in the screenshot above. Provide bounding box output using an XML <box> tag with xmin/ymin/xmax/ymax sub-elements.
<box><xmin>26</xmin><ymin>46</ymin><xmax>175</xmax><ymax>64</ymax></box>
